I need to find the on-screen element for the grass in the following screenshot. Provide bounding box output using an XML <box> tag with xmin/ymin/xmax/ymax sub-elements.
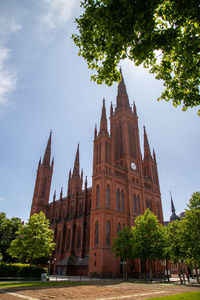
<box><xmin>146</xmin><ymin>292</ymin><xmax>200</xmax><ymax>300</ymax></box>
<box><xmin>0</xmin><ymin>281</ymin><xmax>84</xmax><ymax>288</ymax></box>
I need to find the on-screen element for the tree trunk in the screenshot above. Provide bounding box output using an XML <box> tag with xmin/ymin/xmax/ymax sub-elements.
<box><xmin>166</xmin><ymin>258</ymin><xmax>170</xmax><ymax>282</ymax></box>
<box><xmin>149</xmin><ymin>259</ymin><xmax>153</xmax><ymax>282</ymax></box>
<box><xmin>195</xmin><ymin>262</ymin><xmax>199</xmax><ymax>283</ymax></box>
<box><xmin>178</xmin><ymin>262</ymin><xmax>183</xmax><ymax>284</ymax></box>
<box><xmin>181</xmin><ymin>263</ymin><xmax>186</xmax><ymax>284</ymax></box>
<box><xmin>190</xmin><ymin>263</ymin><xmax>194</xmax><ymax>279</ymax></box>
<box><xmin>123</xmin><ymin>261</ymin><xmax>127</xmax><ymax>281</ymax></box>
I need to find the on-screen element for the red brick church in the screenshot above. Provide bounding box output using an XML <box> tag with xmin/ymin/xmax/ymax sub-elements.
<box><xmin>30</xmin><ymin>72</ymin><xmax>164</xmax><ymax>277</ymax></box>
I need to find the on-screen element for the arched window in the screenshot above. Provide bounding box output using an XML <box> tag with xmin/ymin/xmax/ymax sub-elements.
<box><xmin>106</xmin><ymin>221</ymin><xmax>111</xmax><ymax>245</ymax></box>
<box><xmin>95</xmin><ymin>222</ymin><xmax>99</xmax><ymax>245</ymax></box>
<box><xmin>117</xmin><ymin>188</ymin><xmax>120</xmax><ymax>211</ymax></box>
<box><xmin>106</xmin><ymin>185</ymin><xmax>110</xmax><ymax>208</ymax></box>
<box><xmin>99</xmin><ymin>142</ymin><xmax>101</xmax><ymax>163</ymax></box>
<box><xmin>77</xmin><ymin>227</ymin><xmax>81</xmax><ymax>249</ymax></box>
<box><xmin>115</xmin><ymin>126</ymin><xmax>119</xmax><ymax>160</ymax></box>
<box><xmin>149</xmin><ymin>199</ymin><xmax>152</xmax><ymax>211</ymax></box>
<box><xmin>105</xmin><ymin>142</ymin><xmax>108</xmax><ymax>163</ymax></box>
<box><xmin>146</xmin><ymin>199</ymin><xmax>149</xmax><ymax>209</ymax></box>
<box><xmin>41</xmin><ymin>178</ymin><xmax>46</xmax><ymax>197</ymax></box>
<box><xmin>57</xmin><ymin>232</ymin><xmax>61</xmax><ymax>252</ymax></box>
<box><xmin>137</xmin><ymin>195</ymin><xmax>140</xmax><ymax>214</ymax></box>
<box><xmin>79</xmin><ymin>203</ymin><xmax>81</xmax><ymax>216</ymax></box>
<box><xmin>121</xmin><ymin>190</ymin><xmax>124</xmax><ymax>212</ymax></box>
<box><xmin>96</xmin><ymin>184</ymin><xmax>100</xmax><ymax>208</ymax></box>
<box><xmin>117</xmin><ymin>223</ymin><xmax>121</xmax><ymax>232</ymax></box>
<box><xmin>119</xmin><ymin>123</ymin><xmax>123</xmax><ymax>158</ymax></box>
<box><xmin>61</xmin><ymin>226</ymin><xmax>66</xmax><ymax>253</ymax></box>
<box><xmin>96</xmin><ymin>143</ymin><xmax>98</xmax><ymax>164</ymax></box>
<box><xmin>133</xmin><ymin>193</ymin><xmax>137</xmax><ymax>213</ymax></box>
<box><xmin>157</xmin><ymin>203</ymin><xmax>160</xmax><ymax>220</ymax></box>
<box><xmin>70</xmin><ymin>206</ymin><xmax>73</xmax><ymax>218</ymax></box>
<box><xmin>67</xmin><ymin>229</ymin><xmax>71</xmax><ymax>250</ymax></box>
<box><xmin>108</xmin><ymin>143</ymin><xmax>111</xmax><ymax>164</ymax></box>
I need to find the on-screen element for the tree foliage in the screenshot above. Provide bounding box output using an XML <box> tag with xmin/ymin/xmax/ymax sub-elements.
<box><xmin>131</xmin><ymin>209</ymin><xmax>165</xmax><ymax>262</ymax></box>
<box><xmin>0</xmin><ymin>212</ymin><xmax>22</xmax><ymax>262</ymax></box>
<box><xmin>182</xmin><ymin>192</ymin><xmax>200</xmax><ymax>281</ymax></box>
<box><xmin>112</xmin><ymin>226</ymin><xmax>133</xmax><ymax>261</ymax></box>
<box><xmin>8</xmin><ymin>212</ymin><xmax>56</xmax><ymax>264</ymax></box>
<box><xmin>73</xmin><ymin>0</ymin><xmax>200</xmax><ymax>114</ymax></box>
<box><xmin>112</xmin><ymin>226</ymin><xmax>133</xmax><ymax>279</ymax></box>
<box><xmin>112</xmin><ymin>209</ymin><xmax>165</xmax><ymax>280</ymax></box>
<box><xmin>165</xmin><ymin>219</ymin><xmax>185</xmax><ymax>264</ymax></box>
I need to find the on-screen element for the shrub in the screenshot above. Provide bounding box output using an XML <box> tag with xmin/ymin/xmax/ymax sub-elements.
<box><xmin>0</xmin><ymin>262</ymin><xmax>47</xmax><ymax>278</ymax></box>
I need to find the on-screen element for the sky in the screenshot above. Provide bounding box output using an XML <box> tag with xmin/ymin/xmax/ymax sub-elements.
<box><xmin>0</xmin><ymin>0</ymin><xmax>199</xmax><ymax>223</ymax></box>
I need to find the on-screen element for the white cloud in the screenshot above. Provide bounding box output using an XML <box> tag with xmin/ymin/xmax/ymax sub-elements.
<box><xmin>0</xmin><ymin>16</ymin><xmax>21</xmax><ymax>109</ymax></box>
<box><xmin>40</xmin><ymin>0</ymin><xmax>80</xmax><ymax>31</ymax></box>
<box><xmin>0</xmin><ymin>48</ymin><xmax>17</xmax><ymax>107</ymax></box>
<box><xmin>0</xmin><ymin>17</ymin><xmax>21</xmax><ymax>38</ymax></box>
<box><xmin>0</xmin><ymin>196</ymin><xmax>4</xmax><ymax>202</ymax></box>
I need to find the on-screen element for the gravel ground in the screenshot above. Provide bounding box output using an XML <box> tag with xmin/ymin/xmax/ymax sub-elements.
<box><xmin>0</xmin><ymin>281</ymin><xmax>199</xmax><ymax>300</ymax></box>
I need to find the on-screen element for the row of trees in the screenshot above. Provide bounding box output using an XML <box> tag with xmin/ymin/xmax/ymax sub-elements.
<box><xmin>0</xmin><ymin>213</ymin><xmax>22</xmax><ymax>262</ymax></box>
<box><xmin>112</xmin><ymin>192</ymin><xmax>200</xmax><ymax>281</ymax></box>
<box><xmin>0</xmin><ymin>212</ymin><xmax>55</xmax><ymax>265</ymax></box>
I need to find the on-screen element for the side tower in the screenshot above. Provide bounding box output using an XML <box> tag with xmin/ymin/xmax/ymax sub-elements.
<box><xmin>30</xmin><ymin>132</ymin><xmax>54</xmax><ymax>216</ymax></box>
<box><xmin>89</xmin><ymin>71</ymin><xmax>163</xmax><ymax>277</ymax></box>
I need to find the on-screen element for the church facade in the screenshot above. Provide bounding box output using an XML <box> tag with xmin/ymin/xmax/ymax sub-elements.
<box><xmin>30</xmin><ymin>73</ymin><xmax>164</xmax><ymax>277</ymax></box>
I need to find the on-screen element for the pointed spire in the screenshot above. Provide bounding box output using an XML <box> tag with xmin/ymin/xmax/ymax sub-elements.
<box><xmin>85</xmin><ymin>176</ymin><xmax>87</xmax><ymax>189</ymax></box>
<box><xmin>170</xmin><ymin>191</ymin><xmax>180</xmax><ymax>222</ymax></box>
<box><xmin>133</xmin><ymin>101</ymin><xmax>137</xmax><ymax>115</ymax></box>
<box><xmin>43</xmin><ymin>131</ymin><xmax>52</xmax><ymax>167</ymax></box>
<box><xmin>170</xmin><ymin>191</ymin><xmax>175</xmax><ymax>213</ymax></box>
<box><xmin>73</xmin><ymin>143</ymin><xmax>80</xmax><ymax>177</ymax></box>
<box><xmin>94</xmin><ymin>124</ymin><xmax>97</xmax><ymax>138</ymax></box>
<box><xmin>38</xmin><ymin>157</ymin><xmax>41</xmax><ymax>168</ymax></box>
<box><xmin>51</xmin><ymin>157</ymin><xmax>54</xmax><ymax>169</ymax></box>
<box><xmin>153</xmin><ymin>149</ymin><xmax>156</xmax><ymax>161</ymax></box>
<box><xmin>60</xmin><ymin>187</ymin><xmax>63</xmax><ymax>200</ymax></box>
<box><xmin>67</xmin><ymin>169</ymin><xmax>71</xmax><ymax>196</ymax></box>
<box><xmin>116</xmin><ymin>68</ymin><xmax>130</xmax><ymax>110</ymax></box>
<box><xmin>53</xmin><ymin>190</ymin><xmax>56</xmax><ymax>202</ymax></box>
<box><xmin>99</xmin><ymin>99</ymin><xmax>108</xmax><ymax>135</ymax></box>
<box><xmin>143</xmin><ymin>126</ymin><xmax>152</xmax><ymax>160</ymax></box>
<box><xmin>81</xmin><ymin>168</ymin><xmax>83</xmax><ymax>184</ymax></box>
<box><xmin>110</xmin><ymin>101</ymin><xmax>113</xmax><ymax>117</ymax></box>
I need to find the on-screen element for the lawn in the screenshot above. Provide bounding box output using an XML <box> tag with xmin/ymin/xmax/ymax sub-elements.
<box><xmin>147</xmin><ymin>291</ymin><xmax>200</xmax><ymax>300</ymax></box>
<box><xmin>0</xmin><ymin>280</ymin><xmax>83</xmax><ymax>288</ymax></box>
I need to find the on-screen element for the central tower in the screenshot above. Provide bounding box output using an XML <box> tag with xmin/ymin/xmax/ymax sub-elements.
<box><xmin>89</xmin><ymin>71</ymin><xmax>163</xmax><ymax>277</ymax></box>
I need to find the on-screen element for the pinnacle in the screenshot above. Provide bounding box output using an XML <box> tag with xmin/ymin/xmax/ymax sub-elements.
<box><xmin>116</xmin><ymin>68</ymin><xmax>130</xmax><ymax>109</ymax></box>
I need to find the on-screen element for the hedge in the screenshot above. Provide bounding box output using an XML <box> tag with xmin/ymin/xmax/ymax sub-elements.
<box><xmin>0</xmin><ymin>263</ymin><xmax>47</xmax><ymax>278</ymax></box>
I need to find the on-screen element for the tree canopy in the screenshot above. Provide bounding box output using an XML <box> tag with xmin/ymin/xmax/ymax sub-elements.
<box><xmin>112</xmin><ymin>226</ymin><xmax>133</xmax><ymax>261</ymax></box>
<box><xmin>73</xmin><ymin>0</ymin><xmax>200</xmax><ymax>114</ymax></box>
<box><xmin>182</xmin><ymin>192</ymin><xmax>200</xmax><ymax>282</ymax></box>
<box><xmin>0</xmin><ymin>212</ymin><xmax>22</xmax><ymax>262</ymax></box>
<box><xmin>8</xmin><ymin>212</ymin><xmax>56</xmax><ymax>264</ymax></box>
<box><xmin>131</xmin><ymin>209</ymin><xmax>165</xmax><ymax>280</ymax></box>
<box><xmin>112</xmin><ymin>209</ymin><xmax>165</xmax><ymax>280</ymax></box>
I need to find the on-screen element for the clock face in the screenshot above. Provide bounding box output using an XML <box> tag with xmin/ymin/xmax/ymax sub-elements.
<box><xmin>131</xmin><ymin>162</ymin><xmax>136</xmax><ymax>170</ymax></box>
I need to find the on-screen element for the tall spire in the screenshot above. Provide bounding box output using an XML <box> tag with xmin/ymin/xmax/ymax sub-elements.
<box><xmin>73</xmin><ymin>143</ymin><xmax>80</xmax><ymax>177</ymax></box>
<box><xmin>116</xmin><ymin>68</ymin><xmax>130</xmax><ymax>110</ymax></box>
<box><xmin>43</xmin><ymin>131</ymin><xmax>52</xmax><ymax>167</ymax></box>
<box><xmin>53</xmin><ymin>190</ymin><xmax>56</xmax><ymax>202</ymax></box>
<box><xmin>170</xmin><ymin>192</ymin><xmax>180</xmax><ymax>222</ymax></box>
<box><xmin>143</xmin><ymin>126</ymin><xmax>152</xmax><ymax>160</ymax></box>
<box><xmin>153</xmin><ymin>149</ymin><xmax>156</xmax><ymax>161</ymax></box>
<box><xmin>170</xmin><ymin>191</ymin><xmax>175</xmax><ymax>214</ymax></box>
<box><xmin>99</xmin><ymin>99</ymin><xmax>108</xmax><ymax>135</ymax></box>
